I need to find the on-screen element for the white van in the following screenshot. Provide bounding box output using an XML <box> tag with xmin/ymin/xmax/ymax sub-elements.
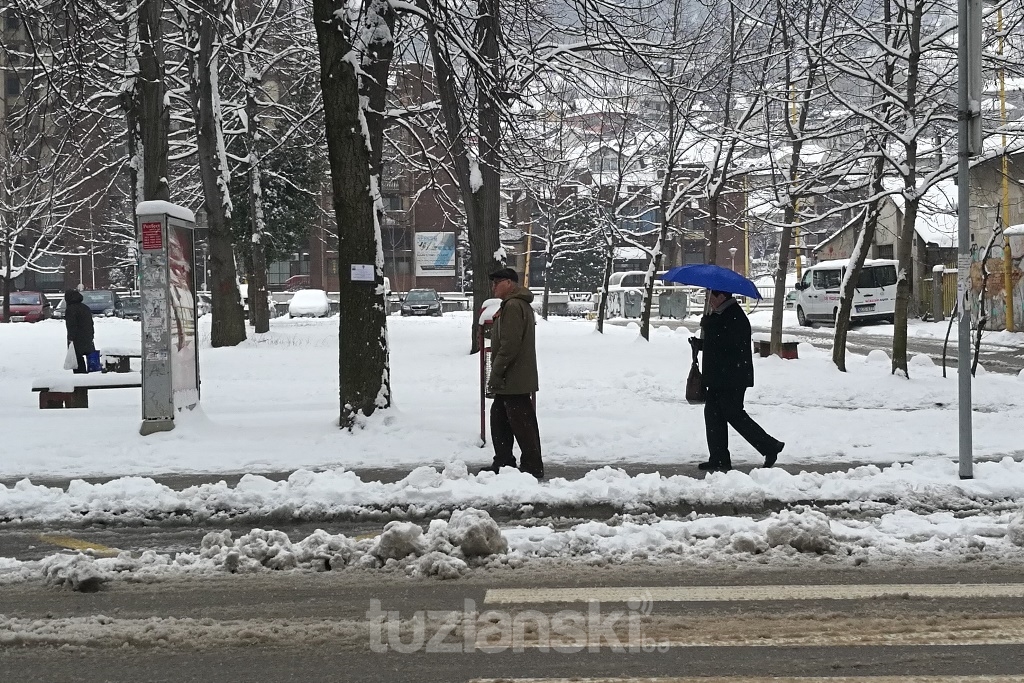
<box><xmin>794</xmin><ymin>258</ymin><xmax>898</xmax><ymax>325</ymax></box>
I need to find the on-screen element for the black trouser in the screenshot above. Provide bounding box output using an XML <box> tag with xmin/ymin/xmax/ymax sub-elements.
<box><xmin>490</xmin><ymin>394</ymin><xmax>543</xmax><ymax>476</ymax></box>
<box><xmin>72</xmin><ymin>340</ymin><xmax>94</xmax><ymax>374</ymax></box>
<box><xmin>704</xmin><ymin>386</ymin><xmax>780</xmax><ymax>467</ymax></box>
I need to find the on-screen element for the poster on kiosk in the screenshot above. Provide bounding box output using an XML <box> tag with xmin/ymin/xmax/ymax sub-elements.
<box><xmin>136</xmin><ymin>201</ymin><xmax>200</xmax><ymax>435</ymax></box>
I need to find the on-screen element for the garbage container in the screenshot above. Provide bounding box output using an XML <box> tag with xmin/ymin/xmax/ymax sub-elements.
<box><xmin>674</xmin><ymin>290</ymin><xmax>689</xmax><ymax>318</ymax></box>
<box><xmin>658</xmin><ymin>291</ymin><xmax>671</xmax><ymax>319</ymax></box>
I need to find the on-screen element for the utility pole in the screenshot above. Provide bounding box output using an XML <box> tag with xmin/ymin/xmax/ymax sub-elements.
<box><xmin>998</xmin><ymin>7</ymin><xmax>1013</xmax><ymax>332</ymax></box>
<box><xmin>957</xmin><ymin>0</ymin><xmax>983</xmax><ymax>480</ymax></box>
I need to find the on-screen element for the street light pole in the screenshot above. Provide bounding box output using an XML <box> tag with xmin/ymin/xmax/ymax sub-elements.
<box><xmin>729</xmin><ymin>247</ymin><xmax>737</xmax><ymax>272</ymax></box>
<box><xmin>76</xmin><ymin>246</ymin><xmax>87</xmax><ymax>289</ymax></box>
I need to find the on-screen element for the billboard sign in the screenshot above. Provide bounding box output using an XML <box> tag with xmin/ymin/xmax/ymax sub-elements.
<box><xmin>415</xmin><ymin>231</ymin><xmax>456</xmax><ymax>276</ymax></box>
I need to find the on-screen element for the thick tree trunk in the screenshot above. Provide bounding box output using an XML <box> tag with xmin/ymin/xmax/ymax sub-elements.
<box><xmin>192</xmin><ymin>0</ymin><xmax>246</xmax><ymax>347</ymax></box>
<box><xmin>422</xmin><ymin>0</ymin><xmax>503</xmax><ymax>353</ymax></box>
<box><xmin>892</xmin><ymin>199</ymin><xmax>917</xmax><ymax>376</ymax></box>
<box><xmin>891</xmin><ymin>1</ymin><xmax>923</xmax><ymax>378</ymax></box>
<box><xmin>246</xmin><ymin>86</ymin><xmax>270</xmax><ymax>334</ymax></box>
<box><xmin>596</xmin><ymin>233</ymin><xmax>614</xmax><ymax>333</ymax></box>
<box><xmin>832</xmin><ymin>209</ymin><xmax>876</xmax><ymax>372</ymax></box>
<box><xmin>314</xmin><ymin>0</ymin><xmax>393</xmax><ymax>427</ymax></box>
<box><xmin>136</xmin><ymin>0</ymin><xmax>168</xmax><ymax>203</ymax></box>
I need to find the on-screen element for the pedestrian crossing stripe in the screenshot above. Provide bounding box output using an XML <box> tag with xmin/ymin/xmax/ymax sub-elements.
<box><xmin>468</xmin><ymin>678</ymin><xmax>1024</xmax><ymax>682</ymax></box>
<box><xmin>484</xmin><ymin>583</ymin><xmax>1024</xmax><ymax>605</ymax></box>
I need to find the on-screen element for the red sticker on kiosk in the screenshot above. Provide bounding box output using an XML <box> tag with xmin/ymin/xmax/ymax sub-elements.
<box><xmin>142</xmin><ymin>222</ymin><xmax>163</xmax><ymax>251</ymax></box>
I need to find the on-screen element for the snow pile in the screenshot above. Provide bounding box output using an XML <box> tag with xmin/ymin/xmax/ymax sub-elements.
<box><xmin>5</xmin><ymin>505</ymin><xmax>1024</xmax><ymax>589</ymax></box>
<box><xmin>5</xmin><ymin>458</ymin><xmax>1024</xmax><ymax>526</ymax></box>
<box><xmin>372</xmin><ymin>522</ymin><xmax>427</xmax><ymax>561</ymax></box>
<box><xmin>40</xmin><ymin>554</ymin><xmax>109</xmax><ymax>592</ymax></box>
<box><xmin>765</xmin><ymin>508</ymin><xmax>834</xmax><ymax>553</ymax></box>
<box><xmin>446</xmin><ymin>508</ymin><xmax>508</xmax><ymax>557</ymax></box>
<box><xmin>1008</xmin><ymin>513</ymin><xmax>1024</xmax><ymax>547</ymax></box>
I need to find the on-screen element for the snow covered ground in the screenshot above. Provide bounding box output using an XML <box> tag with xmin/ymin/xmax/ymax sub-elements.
<box><xmin>2</xmin><ymin>312</ymin><xmax>1023</xmax><ymax>484</ymax></box>
<box><xmin>3</xmin><ymin>312</ymin><xmax>1024</xmax><ymax>585</ymax></box>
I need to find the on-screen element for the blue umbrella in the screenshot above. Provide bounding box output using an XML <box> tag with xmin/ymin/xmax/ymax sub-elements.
<box><xmin>661</xmin><ymin>264</ymin><xmax>762</xmax><ymax>299</ymax></box>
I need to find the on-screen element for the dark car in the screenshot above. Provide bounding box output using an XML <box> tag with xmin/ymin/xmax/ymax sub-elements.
<box><xmin>80</xmin><ymin>289</ymin><xmax>121</xmax><ymax>316</ymax></box>
<box><xmin>400</xmin><ymin>288</ymin><xmax>443</xmax><ymax>317</ymax></box>
<box><xmin>116</xmin><ymin>295</ymin><xmax>142</xmax><ymax>321</ymax></box>
<box><xmin>0</xmin><ymin>291</ymin><xmax>53</xmax><ymax>322</ymax></box>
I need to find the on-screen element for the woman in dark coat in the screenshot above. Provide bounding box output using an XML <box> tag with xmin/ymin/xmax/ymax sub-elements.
<box><xmin>689</xmin><ymin>289</ymin><xmax>783</xmax><ymax>472</ymax></box>
<box><xmin>64</xmin><ymin>289</ymin><xmax>95</xmax><ymax>373</ymax></box>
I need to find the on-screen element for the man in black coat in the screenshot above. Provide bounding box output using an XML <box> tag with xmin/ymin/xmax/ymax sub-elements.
<box><xmin>64</xmin><ymin>289</ymin><xmax>95</xmax><ymax>374</ymax></box>
<box><xmin>689</xmin><ymin>289</ymin><xmax>783</xmax><ymax>472</ymax></box>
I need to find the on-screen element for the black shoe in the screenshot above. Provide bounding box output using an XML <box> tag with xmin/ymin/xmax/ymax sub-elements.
<box><xmin>763</xmin><ymin>442</ymin><xmax>785</xmax><ymax>468</ymax></box>
<box><xmin>697</xmin><ymin>461</ymin><xmax>716</xmax><ymax>471</ymax></box>
<box><xmin>476</xmin><ymin>462</ymin><xmax>516</xmax><ymax>476</ymax></box>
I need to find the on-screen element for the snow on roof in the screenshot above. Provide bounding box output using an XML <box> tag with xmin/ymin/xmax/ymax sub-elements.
<box><xmin>810</xmin><ymin>258</ymin><xmax>899</xmax><ymax>269</ymax></box>
<box><xmin>136</xmin><ymin>201</ymin><xmax>196</xmax><ymax>223</ymax></box>
<box><xmin>878</xmin><ymin>178</ymin><xmax>958</xmax><ymax>248</ymax></box>
<box><xmin>1005</xmin><ymin>224</ymin><xmax>1024</xmax><ymax>236</ymax></box>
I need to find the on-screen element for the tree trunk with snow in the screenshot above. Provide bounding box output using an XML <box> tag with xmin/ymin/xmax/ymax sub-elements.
<box><xmin>313</xmin><ymin>0</ymin><xmax>393</xmax><ymax>427</ymax></box>
<box><xmin>135</xmin><ymin>0</ymin><xmax>169</xmax><ymax>203</ymax></box>
<box><xmin>596</xmin><ymin>229</ymin><xmax>614</xmax><ymax>334</ymax></box>
<box><xmin>191</xmin><ymin>0</ymin><xmax>246</xmax><ymax>347</ymax></box>
<box><xmin>421</xmin><ymin>0</ymin><xmax>504</xmax><ymax>353</ymax></box>
<box><xmin>245</xmin><ymin>84</ymin><xmax>270</xmax><ymax>334</ymax></box>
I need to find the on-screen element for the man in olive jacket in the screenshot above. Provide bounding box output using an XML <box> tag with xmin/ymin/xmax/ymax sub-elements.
<box><xmin>64</xmin><ymin>289</ymin><xmax>95</xmax><ymax>374</ymax></box>
<box><xmin>481</xmin><ymin>268</ymin><xmax>544</xmax><ymax>479</ymax></box>
<box><xmin>689</xmin><ymin>289</ymin><xmax>783</xmax><ymax>472</ymax></box>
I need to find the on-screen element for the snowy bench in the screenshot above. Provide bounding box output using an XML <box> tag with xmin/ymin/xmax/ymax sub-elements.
<box><xmin>751</xmin><ymin>333</ymin><xmax>799</xmax><ymax>360</ymax></box>
<box><xmin>99</xmin><ymin>347</ymin><xmax>142</xmax><ymax>373</ymax></box>
<box><xmin>32</xmin><ymin>372</ymin><xmax>142</xmax><ymax>409</ymax></box>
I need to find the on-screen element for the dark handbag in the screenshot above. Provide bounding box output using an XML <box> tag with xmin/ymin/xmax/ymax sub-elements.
<box><xmin>685</xmin><ymin>342</ymin><xmax>706</xmax><ymax>404</ymax></box>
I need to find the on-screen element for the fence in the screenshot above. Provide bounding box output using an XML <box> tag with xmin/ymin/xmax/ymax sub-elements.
<box><xmin>921</xmin><ymin>269</ymin><xmax>957</xmax><ymax>319</ymax></box>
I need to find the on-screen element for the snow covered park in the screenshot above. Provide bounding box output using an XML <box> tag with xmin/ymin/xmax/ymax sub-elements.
<box><xmin>3</xmin><ymin>312</ymin><xmax>1024</xmax><ymax>585</ymax></box>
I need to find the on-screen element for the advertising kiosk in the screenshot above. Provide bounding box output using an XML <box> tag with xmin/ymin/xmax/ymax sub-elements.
<box><xmin>136</xmin><ymin>201</ymin><xmax>200</xmax><ymax>435</ymax></box>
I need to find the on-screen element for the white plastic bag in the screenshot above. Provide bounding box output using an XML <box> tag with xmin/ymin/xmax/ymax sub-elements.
<box><xmin>63</xmin><ymin>344</ymin><xmax>78</xmax><ymax>371</ymax></box>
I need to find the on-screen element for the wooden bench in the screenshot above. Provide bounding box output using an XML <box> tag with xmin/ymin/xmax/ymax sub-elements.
<box><xmin>32</xmin><ymin>373</ymin><xmax>142</xmax><ymax>409</ymax></box>
<box><xmin>100</xmin><ymin>348</ymin><xmax>142</xmax><ymax>373</ymax></box>
<box><xmin>752</xmin><ymin>333</ymin><xmax>800</xmax><ymax>360</ymax></box>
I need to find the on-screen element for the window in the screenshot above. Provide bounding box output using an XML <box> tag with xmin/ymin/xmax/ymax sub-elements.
<box><xmin>327</xmin><ymin>258</ymin><xmax>338</xmax><ymax>276</ymax></box>
<box><xmin>5</xmin><ymin>75</ymin><xmax>21</xmax><ymax>97</ymax></box>
<box><xmin>812</xmin><ymin>269</ymin><xmax>841</xmax><ymax>290</ymax></box>
<box><xmin>866</xmin><ymin>264</ymin><xmax>898</xmax><ymax>288</ymax></box>
<box><xmin>801</xmin><ymin>270</ymin><xmax>813</xmax><ymax>289</ymax></box>
<box><xmin>268</xmin><ymin>260</ymin><xmax>290</xmax><ymax>285</ymax></box>
<box><xmin>4</xmin><ymin>9</ymin><xmax>19</xmax><ymax>31</ymax></box>
<box><xmin>876</xmin><ymin>244</ymin><xmax>894</xmax><ymax>260</ymax></box>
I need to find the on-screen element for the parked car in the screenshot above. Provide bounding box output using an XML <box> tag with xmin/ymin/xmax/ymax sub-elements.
<box><xmin>0</xmin><ymin>291</ymin><xmax>52</xmax><ymax>322</ymax></box>
<box><xmin>401</xmin><ymin>288</ymin><xmax>443</xmax><ymax>316</ymax></box>
<box><xmin>80</xmin><ymin>289</ymin><xmax>122</xmax><ymax>316</ymax></box>
<box><xmin>288</xmin><ymin>288</ymin><xmax>330</xmax><ymax>318</ymax></box>
<box><xmin>794</xmin><ymin>259</ymin><xmax>898</xmax><ymax>326</ymax></box>
<box><xmin>117</xmin><ymin>295</ymin><xmax>143</xmax><ymax>321</ymax></box>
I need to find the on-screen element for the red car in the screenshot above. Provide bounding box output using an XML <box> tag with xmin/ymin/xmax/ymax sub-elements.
<box><xmin>0</xmin><ymin>291</ymin><xmax>53</xmax><ymax>322</ymax></box>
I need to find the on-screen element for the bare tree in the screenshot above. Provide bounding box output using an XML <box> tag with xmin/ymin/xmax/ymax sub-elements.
<box><xmin>186</xmin><ymin>0</ymin><xmax>247</xmax><ymax>346</ymax></box>
<box><xmin>313</xmin><ymin>0</ymin><xmax>394</xmax><ymax>427</ymax></box>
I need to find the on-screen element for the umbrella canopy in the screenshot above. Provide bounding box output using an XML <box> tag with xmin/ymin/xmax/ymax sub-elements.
<box><xmin>661</xmin><ymin>264</ymin><xmax>762</xmax><ymax>299</ymax></box>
